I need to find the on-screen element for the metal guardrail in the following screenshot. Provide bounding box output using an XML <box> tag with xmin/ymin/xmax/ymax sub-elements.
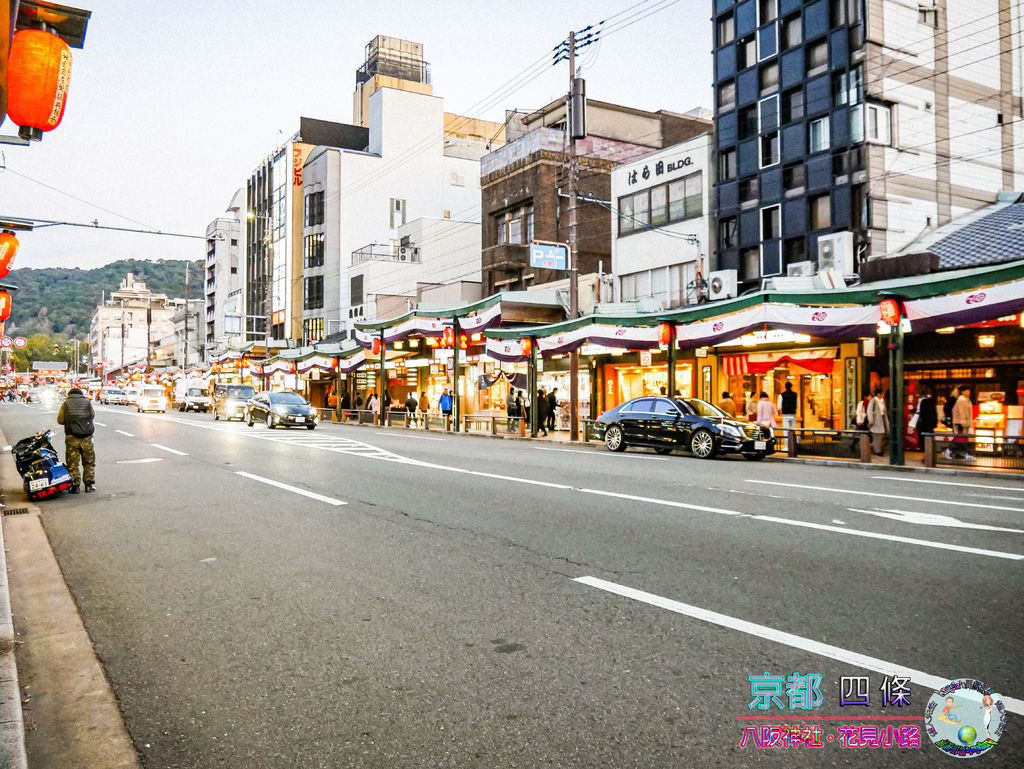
<box><xmin>924</xmin><ymin>433</ymin><xmax>1024</xmax><ymax>471</ymax></box>
<box><xmin>461</xmin><ymin>414</ymin><xmax>526</xmax><ymax>436</ymax></box>
<box><xmin>782</xmin><ymin>428</ymin><xmax>872</xmax><ymax>462</ymax></box>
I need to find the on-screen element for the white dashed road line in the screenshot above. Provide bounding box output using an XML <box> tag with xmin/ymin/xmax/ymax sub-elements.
<box><xmin>116</xmin><ymin>458</ymin><xmax>163</xmax><ymax>465</ymax></box>
<box><xmin>115</xmin><ymin>430</ymin><xmax>134</xmax><ymax>437</ymax></box>
<box><xmin>747</xmin><ymin>480</ymin><xmax>1024</xmax><ymax>513</ymax></box>
<box><xmin>380</xmin><ymin>433</ymin><xmax>446</xmax><ymax>441</ymax></box>
<box><xmin>235</xmin><ymin>471</ymin><xmax>346</xmax><ymax>506</ymax></box>
<box><xmin>574</xmin><ymin>575</ymin><xmax>1024</xmax><ymax>716</ymax></box>
<box><xmin>150</xmin><ymin>443</ymin><xmax>187</xmax><ymax>456</ymax></box>
<box><xmin>870</xmin><ymin>476</ymin><xmax>1024</xmax><ymax>493</ymax></box>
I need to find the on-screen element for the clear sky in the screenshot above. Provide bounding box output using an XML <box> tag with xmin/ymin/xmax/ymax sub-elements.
<box><xmin>0</xmin><ymin>0</ymin><xmax>712</xmax><ymax>269</ymax></box>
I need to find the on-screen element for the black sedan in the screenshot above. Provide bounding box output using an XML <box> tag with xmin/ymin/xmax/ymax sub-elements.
<box><xmin>246</xmin><ymin>391</ymin><xmax>319</xmax><ymax>430</ymax></box>
<box><xmin>595</xmin><ymin>396</ymin><xmax>774</xmax><ymax>460</ymax></box>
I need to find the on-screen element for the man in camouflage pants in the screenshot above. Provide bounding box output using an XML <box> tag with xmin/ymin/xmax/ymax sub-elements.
<box><xmin>56</xmin><ymin>388</ymin><xmax>96</xmax><ymax>493</ymax></box>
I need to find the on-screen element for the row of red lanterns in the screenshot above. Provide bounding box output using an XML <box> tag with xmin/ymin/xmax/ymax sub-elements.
<box><xmin>5</xmin><ymin>28</ymin><xmax>73</xmax><ymax>141</ymax></box>
<box><xmin>0</xmin><ymin>231</ymin><xmax>17</xmax><ymax>323</ymax></box>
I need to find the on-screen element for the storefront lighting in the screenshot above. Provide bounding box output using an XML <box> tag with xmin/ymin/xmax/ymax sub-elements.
<box><xmin>741</xmin><ymin>335</ymin><xmax>757</xmax><ymax>347</ymax></box>
<box><xmin>978</xmin><ymin>334</ymin><xmax>996</xmax><ymax>348</ymax></box>
<box><xmin>393</xmin><ymin>341</ymin><xmax>403</xmax><ymax>350</ymax></box>
<box><xmin>408</xmin><ymin>339</ymin><xmax>419</xmax><ymax>348</ymax></box>
<box><xmin>936</xmin><ymin>327</ymin><xmax>956</xmax><ymax>334</ymax></box>
<box><xmin>7</xmin><ymin>28</ymin><xmax>73</xmax><ymax>142</ymax></box>
<box><xmin>470</xmin><ymin>333</ymin><xmax>482</xmax><ymax>342</ymax></box>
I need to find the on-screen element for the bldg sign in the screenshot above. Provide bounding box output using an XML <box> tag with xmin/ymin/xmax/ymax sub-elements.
<box><xmin>529</xmin><ymin>241</ymin><xmax>568</xmax><ymax>270</ymax></box>
<box><xmin>626</xmin><ymin>156</ymin><xmax>694</xmax><ymax>186</ymax></box>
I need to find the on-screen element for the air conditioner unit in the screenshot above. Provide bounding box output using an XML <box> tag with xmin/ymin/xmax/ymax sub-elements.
<box><xmin>787</xmin><ymin>260</ymin><xmax>816</xmax><ymax>277</ymax></box>
<box><xmin>707</xmin><ymin>269</ymin><xmax>738</xmax><ymax>301</ymax></box>
<box><xmin>397</xmin><ymin>246</ymin><xmax>413</xmax><ymax>261</ymax></box>
<box><xmin>816</xmin><ymin>232</ymin><xmax>855</xmax><ymax>275</ymax></box>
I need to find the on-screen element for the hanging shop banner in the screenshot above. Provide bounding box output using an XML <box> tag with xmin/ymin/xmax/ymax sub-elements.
<box><xmin>296</xmin><ymin>355</ymin><xmax>337</xmax><ymax>374</ymax></box>
<box><xmin>356</xmin><ymin>303</ymin><xmax>504</xmax><ymax>349</ymax></box>
<box><xmin>247</xmin><ymin>363</ymin><xmax>263</xmax><ymax>376</ymax></box>
<box><xmin>337</xmin><ymin>350</ymin><xmax>367</xmax><ymax>373</ymax></box>
<box><xmin>538</xmin><ymin>324</ymin><xmax>661</xmax><ymax>357</ymax></box>
<box><xmin>263</xmin><ymin>359</ymin><xmax>295</xmax><ymax>375</ymax></box>
<box><xmin>457</xmin><ymin>302</ymin><xmax>503</xmax><ymax>333</ymax></box>
<box><xmin>485</xmin><ymin>338</ymin><xmax>529</xmax><ymax>363</ymax></box>
<box><xmin>675</xmin><ymin>304</ymin><xmax>878</xmax><ymax>348</ymax></box>
<box><xmin>476</xmin><ymin>371</ymin><xmax>528</xmax><ymax>390</ymax></box>
<box><xmin>720</xmin><ymin>348</ymin><xmax>838</xmax><ymax>376</ymax></box>
<box><xmin>902</xmin><ymin>277</ymin><xmax>1024</xmax><ymax>332</ymax></box>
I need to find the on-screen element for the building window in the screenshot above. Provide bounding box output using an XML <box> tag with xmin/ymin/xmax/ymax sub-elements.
<box><xmin>304</xmin><ymin>190</ymin><xmax>324</xmax><ymax>227</ymax></box>
<box><xmin>304</xmin><ymin>232</ymin><xmax>325</xmax><ymax>268</ymax></box>
<box><xmin>303</xmin><ymin>275</ymin><xmax>324</xmax><ymax>310</ymax></box>
<box><xmin>303</xmin><ymin>318</ymin><xmax>325</xmax><ymax>344</ymax></box>
<box><xmin>810</xmin><ymin>194</ymin><xmax>831</xmax><ymax>230</ymax></box>
<box><xmin>230</xmin><ymin>238</ymin><xmax>238</xmax><ymax>246</ymax></box>
<box><xmin>809</xmin><ymin>116</ymin><xmax>830</xmax><ymax>152</ymax></box>
<box><xmin>739</xmin><ymin>176</ymin><xmax>759</xmax><ymax>207</ymax></box>
<box><xmin>833</xmin><ymin>65</ymin><xmax>863</xmax><ymax>106</ymax></box>
<box><xmin>651</xmin><ymin>185</ymin><xmax>668</xmax><ymax>225</ymax></box>
<box><xmin>806</xmin><ymin>40</ymin><xmax>828</xmax><ymax>76</ymax></box>
<box><xmin>350</xmin><ymin>274</ymin><xmax>363</xmax><ymax>307</ymax></box>
<box><xmin>784</xmin><ymin>237</ymin><xmax>806</xmax><ymax>265</ymax></box>
<box><xmin>783</xmin><ymin>163</ymin><xmax>806</xmax><ymax>194</ymax></box>
<box><xmin>450</xmin><ymin>171</ymin><xmax>465</xmax><ymax>186</ymax></box>
<box><xmin>759</xmin><ymin>62</ymin><xmax>779</xmax><ymax>95</ymax></box>
<box><xmin>782</xmin><ymin>14</ymin><xmax>801</xmax><ymax>49</ymax></box>
<box><xmin>720</xmin><ymin>216</ymin><xmax>738</xmax><ymax>249</ymax></box>
<box><xmin>761</xmin><ymin>205</ymin><xmax>781</xmax><ymax>241</ymax></box>
<box><xmin>866</xmin><ymin>103</ymin><xmax>892</xmax><ymax>145</ymax></box>
<box><xmin>737</xmin><ymin>36</ymin><xmax>757</xmax><ymax>70</ymax></box>
<box><xmin>720</xmin><ymin>148</ymin><xmax>738</xmax><ymax>180</ymax></box>
<box><xmin>526</xmin><ymin>207</ymin><xmax>534</xmax><ymax>241</ymax></box>
<box><xmin>718</xmin><ymin>13</ymin><xmax>735</xmax><ymax>46</ymax></box>
<box><xmin>668</xmin><ymin>172</ymin><xmax>703</xmax><ymax>220</ymax></box>
<box><xmin>389</xmin><ymin>198</ymin><xmax>406</xmax><ymax>229</ymax></box>
<box><xmin>918</xmin><ymin>4</ymin><xmax>938</xmax><ymax>27</ymax></box>
<box><xmin>618</xmin><ymin>171</ymin><xmax>704</xmax><ymax>236</ymax></box>
<box><xmin>761</xmin><ymin>132</ymin><xmax>780</xmax><ymax>167</ymax></box>
<box><xmin>497</xmin><ymin>205</ymin><xmax>531</xmax><ymax>244</ymax></box>
<box><xmin>738</xmin><ymin>105</ymin><xmax>758</xmax><ymax>140</ymax></box>
<box><xmin>781</xmin><ymin>88</ymin><xmax>803</xmax><ymax>123</ymax></box>
<box><xmin>230</xmin><ymin>266</ymin><xmax>238</xmax><ymax>274</ymax></box>
<box><xmin>759</xmin><ymin>0</ymin><xmax>778</xmax><ymax>24</ymax></box>
<box><xmin>741</xmin><ymin>246</ymin><xmax>761</xmax><ymax>282</ymax></box>
<box><xmin>718</xmin><ymin>80</ymin><xmax>737</xmax><ymax>111</ymax></box>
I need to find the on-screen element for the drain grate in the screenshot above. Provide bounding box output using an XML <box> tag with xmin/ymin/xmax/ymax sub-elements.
<box><xmin>2</xmin><ymin>507</ymin><xmax>30</xmax><ymax>516</ymax></box>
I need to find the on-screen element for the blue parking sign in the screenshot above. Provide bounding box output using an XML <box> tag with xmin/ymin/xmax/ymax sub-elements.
<box><xmin>529</xmin><ymin>242</ymin><xmax>568</xmax><ymax>270</ymax></box>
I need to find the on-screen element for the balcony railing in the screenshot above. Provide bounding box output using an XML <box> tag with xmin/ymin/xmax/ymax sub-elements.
<box><xmin>351</xmin><ymin>243</ymin><xmax>421</xmax><ymax>265</ymax></box>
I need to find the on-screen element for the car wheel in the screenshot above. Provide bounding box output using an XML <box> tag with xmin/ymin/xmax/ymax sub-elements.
<box><xmin>690</xmin><ymin>429</ymin><xmax>717</xmax><ymax>459</ymax></box>
<box><xmin>743</xmin><ymin>453</ymin><xmax>766</xmax><ymax>461</ymax></box>
<box><xmin>605</xmin><ymin>424</ymin><xmax>627</xmax><ymax>452</ymax></box>
<box><xmin>655</xmin><ymin>447</ymin><xmax>673</xmax><ymax>455</ymax></box>
<box><xmin>266</xmin><ymin>414</ymin><xmax>274</xmax><ymax>429</ymax></box>
<box><xmin>306</xmin><ymin>424</ymin><xmax>316</xmax><ymax>431</ymax></box>
<box><xmin>247</xmin><ymin>413</ymin><xmax>254</xmax><ymax>427</ymax></box>
<box><xmin>214</xmin><ymin>412</ymin><xmax>219</xmax><ymax>420</ymax></box>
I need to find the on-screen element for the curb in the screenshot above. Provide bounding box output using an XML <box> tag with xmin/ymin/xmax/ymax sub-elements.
<box><xmin>0</xmin><ymin>425</ymin><xmax>29</xmax><ymax>769</ymax></box>
<box><xmin>317</xmin><ymin>418</ymin><xmax>1024</xmax><ymax>480</ymax></box>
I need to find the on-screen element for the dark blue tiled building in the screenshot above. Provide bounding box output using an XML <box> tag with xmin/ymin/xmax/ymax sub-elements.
<box><xmin>712</xmin><ymin>0</ymin><xmax>868</xmax><ymax>287</ymax></box>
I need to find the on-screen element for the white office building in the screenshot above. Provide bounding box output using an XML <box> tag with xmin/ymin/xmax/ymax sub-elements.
<box><xmin>204</xmin><ymin>189</ymin><xmax>244</xmax><ymax>358</ymax></box>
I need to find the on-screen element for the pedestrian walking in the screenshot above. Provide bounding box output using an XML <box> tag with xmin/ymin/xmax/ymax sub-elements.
<box><xmin>850</xmin><ymin>392</ymin><xmax>872</xmax><ymax>451</ymax></box>
<box><xmin>547</xmin><ymin>387</ymin><xmax>558</xmax><ymax>431</ymax></box>
<box><xmin>717</xmin><ymin>391</ymin><xmax>737</xmax><ymax>418</ymax></box>
<box><xmin>439</xmin><ymin>387</ymin><xmax>453</xmax><ymax>426</ymax></box>
<box><xmin>404</xmin><ymin>392</ymin><xmax>418</xmax><ymax>426</ymax></box>
<box><xmin>867</xmin><ymin>388</ymin><xmax>888</xmax><ymax>455</ymax></box>
<box><xmin>536</xmin><ymin>388</ymin><xmax>549</xmax><ymax>436</ymax></box>
<box><xmin>745</xmin><ymin>391</ymin><xmax>757</xmax><ymax>421</ymax></box>
<box><xmin>56</xmin><ymin>387</ymin><xmax>95</xmax><ymax>493</ymax></box>
<box><xmin>520</xmin><ymin>389</ymin><xmax>530</xmax><ymax>424</ymax></box>
<box><xmin>755</xmin><ymin>391</ymin><xmax>778</xmax><ymax>430</ymax></box>
<box><xmin>355</xmin><ymin>393</ymin><xmax>364</xmax><ymax>410</ymax></box>
<box><xmin>506</xmin><ymin>387</ymin><xmax>518</xmax><ymax>429</ymax></box>
<box><xmin>910</xmin><ymin>386</ymin><xmax>938</xmax><ymax>451</ymax></box>
<box><xmin>368</xmin><ymin>392</ymin><xmax>380</xmax><ymax>423</ymax></box>
<box><xmin>340</xmin><ymin>390</ymin><xmax>351</xmax><ymax>411</ymax></box>
<box><xmin>942</xmin><ymin>389</ymin><xmax>957</xmax><ymax>428</ymax></box>
<box><xmin>949</xmin><ymin>385</ymin><xmax>975</xmax><ymax>461</ymax></box>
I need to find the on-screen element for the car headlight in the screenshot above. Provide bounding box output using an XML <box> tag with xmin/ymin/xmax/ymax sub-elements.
<box><xmin>722</xmin><ymin>424</ymin><xmax>744</xmax><ymax>439</ymax></box>
<box><xmin>308</xmin><ymin>407</ymin><xmax>317</xmax><ymax>416</ymax></box>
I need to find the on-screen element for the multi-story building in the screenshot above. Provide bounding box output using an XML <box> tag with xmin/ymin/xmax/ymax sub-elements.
<box><xmin>297</xmin><ymin>36</ymin><xmax>504</xmax><ymax>343</ymax></box>
<box><xmin>610</xmin><ymin>133</ymin><xmax>715</xmax><ymax>308</ymax></box>
<box><xmin>88</xmin><ymin>274</ymin><xmax>182</xmax><ymax>380</ymax></box>
<box><xmin>204</xmin><ymin>189</ymin><xmax>243</xmax><ymax>357</ymax></box>
<box><xmin>480</xmin><ymin>100</ymin><xmax>712</xmax><ymax>295</ymax></box>
<box><xmin>711</xmin><ymin>0</ymin><xmax>1024</xmax><ymax>291</ymax></box>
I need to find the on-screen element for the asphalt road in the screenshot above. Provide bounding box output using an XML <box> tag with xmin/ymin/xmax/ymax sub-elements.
<box><xmin>1</xmin><ymin>401</ymin><xmax>1021</xmax><ymax>768</ymax></box>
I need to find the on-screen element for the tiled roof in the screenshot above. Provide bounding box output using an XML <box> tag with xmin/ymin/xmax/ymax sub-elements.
<box><xmin>905</xmin><ymin>198</ymin><xmax>1024</xmax><ymax>270</ymax></box>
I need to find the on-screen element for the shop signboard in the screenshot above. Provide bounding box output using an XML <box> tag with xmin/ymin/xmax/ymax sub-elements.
<box><xmin>529</xmin><ymin>241</ymin><xmax>568</xmax><ymax>270</ymax></box>
<box><xmin>639</xmin><ymin>350</ymin><xmax>653</xmax><ymax>367</ymax></box>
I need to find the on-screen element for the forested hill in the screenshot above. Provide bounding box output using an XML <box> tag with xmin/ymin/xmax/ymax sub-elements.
<box><xmin>5</xmin><ymin>259</ymin><xmax>205</xmax><ymax>337</ymax></box>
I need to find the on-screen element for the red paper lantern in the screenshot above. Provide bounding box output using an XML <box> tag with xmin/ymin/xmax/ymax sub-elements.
<box><xmin>7</xmin><ymin>29</ymin><xmax>73</xmax><ymax>140</ymax></box>
<box><xmin>520</xmin><ymin>337</ymin><xmax>533</xmax><ymax>356</ymax></box>
<box><xmin>441</xmin><ymin>327</ymin><xmax>454</xmax><ymax>348</ymax></box>
<box><xmin>879</xmin><ymin>298</ymin><xmax>902</xmax><ymax>327</ymax></box>
<box><xmin>0</xmin><ymin>291</ymin><xmax>12</xmax><ymax>322</ymax></box>
<box><xmin>0</xmin><ymin>232</ymin><xmax>19</xmax><ymax>279</ymax></box>
<box><xmin>657</xmin><ymin>322</ymin><xmax>673</xmax><ymax>346</ymax></box>
<box><xmin>371</xmin><ymin>338</ymin><xmax>382</xmax><ymax>355</ymax></box>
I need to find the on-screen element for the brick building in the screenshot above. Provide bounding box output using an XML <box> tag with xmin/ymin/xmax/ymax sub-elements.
<box><xmin>480</xmin><ymin>100</ymin><xmax>711</xmax><ymax>294</ymax></box>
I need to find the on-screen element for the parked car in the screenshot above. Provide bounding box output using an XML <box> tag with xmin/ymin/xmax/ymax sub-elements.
<box><xmin>213</xmin><ymin>384</ymin><xmax>256</xmax><ymax>421</ymax></box>
<box><xmin>246</xmin><ymin>391</ymin><xmax>318</xmax><ymax>430</ymax></box>
<box><xmin>137</xmin><ymin>386</ymin><xmax>168</xmax><ymax>413</ymax></box>
<box><xmin>594</xmin><ymin>396</ymin><xmax>775</xmax><ymax>460</ymax></box>
<box><xmin>98</xmin><ymin>387</ymin><xmax>128</xmax><ymax>405</ymax></box>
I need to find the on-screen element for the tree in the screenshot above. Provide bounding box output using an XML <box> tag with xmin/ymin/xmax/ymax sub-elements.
<box><xmin>12</xmin><ymin>333</ymin><xmax>83</xmax><ymax>373</ymax></box>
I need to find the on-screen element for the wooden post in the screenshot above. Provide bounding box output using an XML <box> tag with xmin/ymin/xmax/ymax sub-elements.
<box><xmin>859</xmin><ymin>433</ymin><xmax>872</xmax><ymax>463</ymax></box>
<box><xmin>787</xmin><ymin>429</ymin><xmax>797</xmax><ymax>457</ymax></box>
<box><xmin>923</xmin><ymin>434</ymin><xmax>935</xmax><ymax>467</ymax></box>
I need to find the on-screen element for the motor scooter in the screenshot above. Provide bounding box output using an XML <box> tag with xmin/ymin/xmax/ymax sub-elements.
<box><xmin>2</xmin><ymin>429</ymin><xmax>76</xmax><ymax>500</ymax></box>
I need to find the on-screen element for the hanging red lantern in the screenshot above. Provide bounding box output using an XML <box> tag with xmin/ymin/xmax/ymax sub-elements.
<box><xmin>878</xmin><ymin>297</ymin><xmax>902</xmax><ymax>327</ymax></box>
<box><xmin>0</xmin><ymin>291</ymin><xmax>12</xmax><ymax>322</ymax></box>
<box><xmin>657</xmin><ymin>322</ymin><xmax>673</xmax><ymax>346</ymax></box>
<box><xmin>7</xmin><ymin>29</ymin><xmax>73</xmax><ymax>141</ymax></box>
<box><xmin>0</xmin><ymin>232</ymin><xmax>19</xmax><ymax>279</ymax></box>
<box><xmin>459</xmin><ymin>334</ymin><xmax>468</xmax><ymax>349</ymax></box>
<box><xmin>371</xmin><ymin>338</ymin><xmax>382</xmax><ymax>356</ymax></box>
<box><xmin>520</xmin><ymin>337</ymin><xmax>533</xmax><ymax>356</ymax></box>
<box><xmin>442</xmin><ymin>327</ymin><xmax>454</xmax><ymax>348</ymax></box>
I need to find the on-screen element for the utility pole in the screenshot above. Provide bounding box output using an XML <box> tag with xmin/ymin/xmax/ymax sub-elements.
<box><xmin>184</xmin><ymin>262</ymin><xmax>190</xmax><ymax>368</ymax></box>
<box><xmin>567</xmin><ymin>30</ymin><xmax>581</xmax><ymax>442</ymax></box>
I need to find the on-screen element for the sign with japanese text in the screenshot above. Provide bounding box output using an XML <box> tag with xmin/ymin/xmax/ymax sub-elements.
<box><xmin>626</xmin><ymin>156</ymin><xmax>694</xmax><ymax>186</ymax></box>
<box><xmin>529</xmin><ymin>241</ymin><xmax>568</xmax><ymax>270</ymax></box>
